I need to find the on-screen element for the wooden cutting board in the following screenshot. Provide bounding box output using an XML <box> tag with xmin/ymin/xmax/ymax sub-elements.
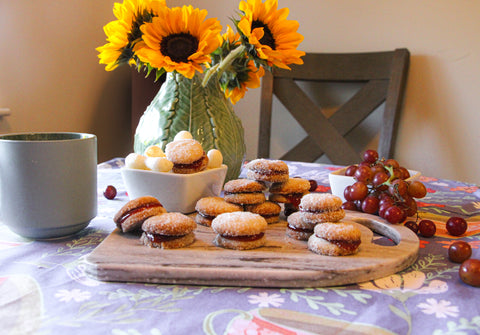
<box><xmin>84</xmin><ymin>211</ymin><xmax>419</xmax><ymax>288</ymax></box>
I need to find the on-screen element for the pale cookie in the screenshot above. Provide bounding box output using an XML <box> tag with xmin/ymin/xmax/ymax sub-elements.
<box><xmin>212</xmin><ymin>212</ymin><xmax>268</xmax><ymax>250</ymax></box>
<box><xmin>195</xmin><ymin>196</ymin><xmax>243</xmax><ymax>227</ymax></box>
<box><xmin>245</xmin><ymin>201</ymin><xmax>281</xmax><ymax>224</ymax></box>
<box><xmin>245</xmin><ymin>159</ymin><xmax>289</xmax><ymax>183</ymax></box>
<box><xmin>299</xmin><ymin>193</ymin><xmax>345</xmax><ymax>224</ymax></box>
<box><xmin>141</xmin><ymin>212</ymin><xmax>197</xmax><ymax>249</ymax></box>
<box><xmin>285</xmin><ymin>211</ymin><xmax>316</xmax><ymax>240</ymax></box>
<box><xmin>113</xmin><ymin>196</ymin><xmax>167</xmax><ymax>233</ymax></box>
<box><xmin>223</xmin><ymin>179</ymin><xmax>267</xmax><ymax>205</ymax></box>
<box><xmin>308</xmin><ymin>221</ymin><xmax>361</xmax><ymax>256</ymax></box>
<box><xmin>165</xmin><ymin>139</ymin><xmax>208</xmax><ymax>174</ymax></box>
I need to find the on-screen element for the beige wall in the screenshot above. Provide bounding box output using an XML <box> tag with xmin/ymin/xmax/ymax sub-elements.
<box><xmin>1</xmin><ymin>1</ymin><xmax>479</xmax><ymax>185</ymax></box>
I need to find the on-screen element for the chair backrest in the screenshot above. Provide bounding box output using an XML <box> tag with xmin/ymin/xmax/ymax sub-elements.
<box><xmin>258</xmin><ymin>48</ymin><xmax>410</xmax><ymax>165</ymax></box>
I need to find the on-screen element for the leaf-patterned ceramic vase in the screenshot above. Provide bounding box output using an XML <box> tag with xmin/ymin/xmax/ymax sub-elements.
<box><xmin>134</xmin><ymin>72</ymin><xmax>246</xmax><ymax>181</ymax></box>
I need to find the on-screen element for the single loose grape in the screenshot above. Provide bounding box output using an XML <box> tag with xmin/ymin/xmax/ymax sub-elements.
<box><xmin>103</xmin><ymin>185</ymin><xmax>117</xmax><ymax>200</ymax></box>
<box><xmin>446</xmin><ymin>217</ymin><xmax>468</xmax><ymax>236</ymax></box>
<box><xmin>404</xmin><ymin>221</ymin><xmax>419</xmax><ymax>234</ymax></box>
<box><xmin>448</xmin><ymin>241</ymin><xmax>472</xmax><ymax>263</ymax></box>
<box><xmin>418</xmin><ymin>219</ymin><xmax>436</xmax><ymax>237</ymax></box>
<box><xmin>459</xmin><ymin>259</ymin><xmax>480</xmax><ymax>287</ymax></box>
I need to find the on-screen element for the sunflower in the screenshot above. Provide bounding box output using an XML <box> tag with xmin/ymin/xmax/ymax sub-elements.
<box><xmin>134</xmin><ymin>5</ymin><xmax>223</xmax><ymax>79</ymax></box>
<box><xmin>96</xmin><ymin>0</ymin><xmax>166</xmax><ymax>71</ymax></box>
<box><xmin>236</xmin><ymin>0</ymin><xmax>305</xmax><ymax>69</ymax></box>
<box><xmin>224</xmin><ymin>60</ymin><xmax>265</xmax><ymax>104</ymax></box>
<box><xmin>213</xmin><ymin>26</ymin><xmax>265</xmax><ymax>104</ymax></box>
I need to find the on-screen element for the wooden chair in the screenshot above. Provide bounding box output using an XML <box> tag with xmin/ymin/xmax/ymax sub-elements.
<box><xmin>258</xmin><ymin>48</ymin><xmax>410</xmax><ymax>165</ymax></box>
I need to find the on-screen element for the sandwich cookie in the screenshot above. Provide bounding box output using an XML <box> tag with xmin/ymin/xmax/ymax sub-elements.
<box><xmin>211</xmin><ymin>212</ymin><xmax>268</xmax><ymax>250</ymax></box>
<box><xmin>245</xmin><ymin>201</ymin><xmax>281</xmax><ymax>224</ymax></box>
<box><xmin>165</xmin><ymin>139</ymin><xmax>208</xmax><ymax>174</ymax></box>
<box><xmin>194</xmin><ymin>196</ymin><xmax>243</xmax><ymax>227</ymax></box>
<box><xmin>308</xmin><ymin>221</ymin><xmax>362</xmax><ymax>256</ymax></box>
<box><xmin>299</xmin><ymin>193</ymin><xmax>345</xmax><ymax>224</ymax></box>
<box><xmin>285</xmin><ymin>211</ymin><xmax>316</xmax><ymax>240</ymax></box>
<box><xmin>245</xmin><ymin>159</ymin><xmax>289</xmax><ymax>183</ymax></box>
<box><xmin>113</xmin><ymin>196</ymin><xmax>167</xmax><ymax>233</ymax></box>
<box><xmin>269</xmin><ymin>178</ymin><xmax>311</xmax><ymax>216</ymax></box>
<box><xmin>141</xmin><ymin>212</ymin><xmax>197</xmax><ymax>249</ymax></box>
<box><xmin>223</xmin><ymin>179</ymin><xmax>267</xmax><ymax>205</ymax></box>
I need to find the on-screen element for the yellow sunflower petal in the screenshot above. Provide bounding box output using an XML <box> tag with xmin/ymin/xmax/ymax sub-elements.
<box><xmin>237</xmin><ymin>0</ymin><xmax>305</xmax><ymax>68</ymax></box>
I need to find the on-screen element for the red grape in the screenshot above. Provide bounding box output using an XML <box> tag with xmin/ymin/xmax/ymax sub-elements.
<box><xmin>354</xmin><ymin>165</ymin><xmax>373</xmax><ymax>184</ymax></box>
<box><xmin>446</xmin><ymin>217</ymin><xmax>468</xmax><ymax>236</ymax></box>
<box><xmin>397</xmin><ymin>167</ymin><xmax>410</xmax><ymax>180</ymax></box>
<box><xmin>404</xmin><ymin>221</ymin><xmax>419</xmax><ymax>234</ymax></box>
<box><xmin>384</xmin><ymin>159</ymin><xmax>399</xmax><ymax>168</ymax></box>
<box><xmin>349</xmin><ymin>182</ymin><xmax>368</xmax><ymax>201</ymax></box>
<box><xmin>459</xmin><ymin>259</ymin><xmax>480</xmax><ymax>287</ymax></box>
<box><xmin>384</xmin><ymin>206</ymin><xmax>404</xmax><ymax>224</ymax></box>
<box><xmin>407</xmin><ymin>181</ymin><xmax>427</xmax><ymax>198</ymax></box>
<box><xmin>342</xmin><ymin>201</ymin><xmax>358</xmax><ymax>211</ymax></box>
<box><xmin>418</xmin><ymin>219</ymin><xmax>436</xmax><ymax>237</ymax></box>
<box><xmin>371</xmin><ymin>163</ymin><xmax>387</xmax><ymax>176</ymax></box>
<box><xmin>345</xmin><ymin>165</ymin><xmax>357</xmax><ymax>176</ymax></box>
<box><xmin>344</xmin><ymin>186</ymin><xmax>354</xmax><ymax>201</ymax></box>
<box><xmin>363</xmin><ymin>149</ymin><xmax>379</xmax><ymax>164</ymax></box>
<box><xmin>389</xmin><ymin>179</ymin><xmax>408</xmax><ymax>197</ymax></box>
<box><xmin>104</xmin><ymin>185</ymin><xmax>117</xmax><ymax>200</ymax></box>
<box><xmin>373</xmin><ymin>171</ymin><xmax>389</xmax><ymax>187</ymax></box>
<box><xmin>448</xmin><ymin>241</ymin><xmax>472</xmax><ymax>263</ymax></box>
<box><xmin>308</xmin><ymin>179</ymin><xmax>318</xmax><ymax>192</ymax></box>
<box><xmin>361</xmin><ymin>195</ymin><xmax>380</xmax><ymax>214</ymax></box>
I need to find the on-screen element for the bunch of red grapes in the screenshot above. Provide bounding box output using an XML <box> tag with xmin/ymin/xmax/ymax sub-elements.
<box><xmin>341</xmin><ymin>149</ymin><xmax>427</xmax><ymax>224</ymax></box>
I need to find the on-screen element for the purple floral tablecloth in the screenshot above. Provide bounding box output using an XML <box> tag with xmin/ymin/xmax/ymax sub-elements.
<box><xmin>1</xmin><ymin>159</ymin><xmax>479</xmax><ymax>335</ymax></box>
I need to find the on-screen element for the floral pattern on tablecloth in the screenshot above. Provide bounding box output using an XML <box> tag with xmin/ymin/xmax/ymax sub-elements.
<box><xmin>1</xmin><ymin>159</ymin><xmax>479</xmax><ymax>335</ymax></box>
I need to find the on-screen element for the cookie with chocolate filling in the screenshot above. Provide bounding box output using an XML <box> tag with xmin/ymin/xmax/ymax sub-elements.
<box><xmin>212</xmin><ymin>212</ymin><xmax>268</xmax><ymax>250</ymax></box>
<box><xmin>308</xmin><ymin>221</ymin><xmax>361</xmax><ymax>256</ymax></box>
<box><xmin>299</xmin><ymin>193</ymin><xmax>345</xmax><ymax>224</ymax></box>
<box><xmin>141</xmin><ymin>212</ymin><xmax>196</xmax><ymax>249</ymax></box>
<box><xmin>285</xmin><ymin>211</ymin><xmax>316</xmax><ymax>240</ymax></box>
<box><xmin>194</xmin><ymin>196</ymin><xmax>243</xmax><ymax>227</ymax></box>
<box><xmin>245</xmin><ymin>159</ymin><xmax>289</xmax><ymax>183</ymax></box>
<box><xmin>245</xmin><ymin>201</ymin><xmax>281</xmax><ymax>224</ymax></box>
<box><xmin>165</xmin><ymin>139</ymin><xmax>208</xmax><ymax>174</ymax></box>
<box><xmin>113</xmin><ymin>196</ymin><xmax>167</xmax><ymax>233</ymax></box>
<box><xmin>223</xmin><ymin>179</ymin><xmax>267</xmax><ymax>205</ymax></box>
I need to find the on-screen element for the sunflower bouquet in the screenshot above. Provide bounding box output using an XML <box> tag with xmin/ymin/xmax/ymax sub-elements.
<box><xmin>97</xmin><ymin>0</ymin><xmax>305</xmax><ymax>104</ymax></box>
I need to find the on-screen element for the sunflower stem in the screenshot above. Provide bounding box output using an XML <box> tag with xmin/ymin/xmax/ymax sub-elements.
<box><xmin>202</xmin><ymin>44</ymin><xmax>246</xmax><ymax>87</ymax></box>
<box><xmin>202</xmin><ymin>64</ymin><xmax>220</xmax><ymax>87</ymax></box>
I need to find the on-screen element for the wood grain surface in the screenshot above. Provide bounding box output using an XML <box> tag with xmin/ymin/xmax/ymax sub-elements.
<box><xmin>84</xmin><ymin>211</ymin><xmax>419</xmax><ymax>288</ymax></box>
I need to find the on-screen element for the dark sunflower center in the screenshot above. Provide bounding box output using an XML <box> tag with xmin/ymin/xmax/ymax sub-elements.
<box><xmin>251</xmin><ymin>20</ymin><xmax>275</xmax><ymax>50</ymax></box>
<box><xmin>160</xmin><ymin>33</ymin><xmax>199</xmax><ymax>63</ymax></box>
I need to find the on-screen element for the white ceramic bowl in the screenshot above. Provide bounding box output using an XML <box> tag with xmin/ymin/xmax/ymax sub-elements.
<box><xmin>329</xmin><ymin>166</ymin><xmax>421</xmax><ymax>202</ymax></box>
<box><xmin>121</xmin><ymin>165</ymin><xmax>228</xmax><ymax>213</ymax></box>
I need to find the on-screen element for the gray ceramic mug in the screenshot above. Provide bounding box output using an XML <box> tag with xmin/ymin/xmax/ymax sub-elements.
<box><xmin>0</xmin><ymin>132</ymin><xmax>97</xmax><ymax>239</ymax></box>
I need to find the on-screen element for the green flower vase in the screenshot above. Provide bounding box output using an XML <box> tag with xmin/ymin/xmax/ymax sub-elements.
<box><xmin>134</xmin><ymin>72</ymin><xmax>246</xmax><ymax>182</ymax></box>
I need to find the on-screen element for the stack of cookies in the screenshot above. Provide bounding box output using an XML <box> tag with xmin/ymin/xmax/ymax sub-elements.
<box><xmin>297</xmin><ymin>193</ymin><xmax>361</xmax><ymax>256</ymax></box>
